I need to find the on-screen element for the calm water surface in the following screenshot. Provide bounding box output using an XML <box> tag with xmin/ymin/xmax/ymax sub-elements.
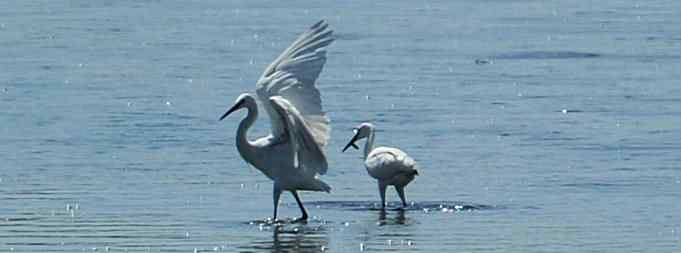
<box><xmin>1</xmin><ymin>0</ymin><xmax>680</xmax><ymax>252</ymax></box>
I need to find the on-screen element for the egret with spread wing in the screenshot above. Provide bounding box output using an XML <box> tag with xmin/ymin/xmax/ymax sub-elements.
<box><xmin>219</xmin><ymin>20</ymin><xmax>333</xmax><ymax>222</ymax></box>
<box><xmin>343</xmin><ymin>123</ymin><xmax>419</xmax><ymax>209</ymax></box>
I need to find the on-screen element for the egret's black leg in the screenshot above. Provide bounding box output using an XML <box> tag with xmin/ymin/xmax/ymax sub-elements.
<box><xmin>395</xmin><ymin>186</ymin><xmax>407</xmax><ymax>208</ymax></box>
<box><xmin>291</xmin><ymin>191</ymin><xmax>308</xmax><ymax>222</ymax></box>
<box><xmin>378</xmin><ymin>182</ymin><xmax>388</xmax><ymax>209</ymax></box>
<box><xmin>272</xmin><ymin>186</ymin><xmax>282</xmax><ymax>223</ymax></box>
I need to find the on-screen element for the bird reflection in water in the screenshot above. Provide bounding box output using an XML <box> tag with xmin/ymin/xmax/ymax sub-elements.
<box><xmin>242</xmin><ymin>223</ymin><xmax>329</xmax><ymax>253</ymax></box>
<box><xmin>353</xmin><ymin>209</ymin><xmax>415</xmax><ymax>252</ymax></box>
<box><xmin>377</xmin><ymin>209</ymin><xmax>409</xmax><ymax>226</ymax></box>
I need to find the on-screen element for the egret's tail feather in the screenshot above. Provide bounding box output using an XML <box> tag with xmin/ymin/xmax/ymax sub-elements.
<box><xmin>313</xmin><ymin>179</ymin><xmax>331</xmax><ymax>193</ymax></box>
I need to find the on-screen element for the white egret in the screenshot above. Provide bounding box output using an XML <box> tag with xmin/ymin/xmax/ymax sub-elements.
<box><xmin>219</xmin><ymin>20</ymin><xmax>334</xmax><ymax>222</ymax></box>
<box><xmin>343</xmin><ymin>123</ymin><xmax>419</xmax><ymax>209</ymax></box>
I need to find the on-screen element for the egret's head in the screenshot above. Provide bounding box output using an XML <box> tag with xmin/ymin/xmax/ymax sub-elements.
<box><xmin>342</xmin><ymin>122</ymin><xmax>375</xmax><ymax>152</ymax></box>
<box><xmin>219</xmin><ymin>93</ymin><xmax>255</xmax><ymax>120</ymax></box>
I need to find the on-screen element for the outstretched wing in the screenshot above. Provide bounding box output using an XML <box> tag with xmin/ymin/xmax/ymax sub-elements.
<box><xmin>270</xmin><ymin>96</ymin><xmax>328</xmax><ymax>175</ymax></box>
<box><xmin>255</xmin><ymin>20</ymin><xmax>333</xmax><ymax>148</ymax></box>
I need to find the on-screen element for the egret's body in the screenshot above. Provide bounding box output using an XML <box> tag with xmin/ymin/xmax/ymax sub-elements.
<box><xmin>343</xmin><ymin>123</ymin><xmax>419</xmax><ymax>209</ymax></box>
<box><xmin>220</xmin><ymin>21</ymin><xmax>334</xmax><ymax>221</ymax></box>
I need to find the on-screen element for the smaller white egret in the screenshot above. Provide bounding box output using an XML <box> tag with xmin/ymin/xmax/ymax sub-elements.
<box><xmin>342</xmin><ymin>123</ymin><xmax>419</xmax><ymax>209</ymax></box>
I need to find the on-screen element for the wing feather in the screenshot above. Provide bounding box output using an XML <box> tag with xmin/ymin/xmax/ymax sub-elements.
<box><xmin>270</xmin><ymin>96</ymin><xmax>328</xmax><ymax>175</ymax></box>
<box><xmin>260</xmin><ymin>20</ymin><xmax>333</xmax><ymax>79</ymax></box>
<box><xmin>255</xmin><ymin>20</ymin><xmax>333</xmax><ymax>148</ymax></box>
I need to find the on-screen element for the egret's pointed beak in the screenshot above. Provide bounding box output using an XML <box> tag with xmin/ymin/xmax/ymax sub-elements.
<box><xmin>219</xmin><ymin>102</ymin><xmax>241</xmax><ymax>121</ymax></box>
<box><xmin>342</xmin><ymin>131</ymin><xmax>361</xmax><ymax>152</ymax></box>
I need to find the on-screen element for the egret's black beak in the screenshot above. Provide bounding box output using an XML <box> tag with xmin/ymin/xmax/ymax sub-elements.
<box><xmin>219</xmin><ymin>101</ymin><xmax>242</xmax><ymax>121</ymax></box>
<box><xmin>342</xmin><ymin>131</ymin><xmax>361</xmax><ymax>152</ymax></box>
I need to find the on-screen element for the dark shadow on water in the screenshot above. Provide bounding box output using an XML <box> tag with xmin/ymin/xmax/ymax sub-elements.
<box><xmin>245</xmin><ymin>216</ymin><xmax>331</xmax><ymax>226</ymax></box>
<box><xmin>237</xmin><ymin>201</ymin><xmax>509</xmax><ymax>251</ymax></box>
<box><xmin>303</xmin><ymin>200</ymin><xmax>501</xmax><ymax>212</ymax></box>
<box><xmin>239</xmin><ymin>223</ymin><xmax>329</xmax><ymax>253</ymax></box>
<box><xmin>490</xmin><ymin>51</ymin><xmax>601</xmax><ymax>60</ymax></box>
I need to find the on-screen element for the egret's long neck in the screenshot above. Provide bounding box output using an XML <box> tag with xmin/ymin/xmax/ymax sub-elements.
<box><xmin>236</xmin><ymin>103</ymin><xmax>258</xmax><ymax>161</ymax></box>
<box><xmin>364</xmin><ymin>130</ymin><xmax>375</xmax><ymax>159</ymax></box>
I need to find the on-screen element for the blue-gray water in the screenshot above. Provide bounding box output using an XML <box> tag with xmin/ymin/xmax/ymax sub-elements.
<box><xmin>1</xmin><ymin>0</ymin><xmax>680</xmax><ymax>252</ymax></box>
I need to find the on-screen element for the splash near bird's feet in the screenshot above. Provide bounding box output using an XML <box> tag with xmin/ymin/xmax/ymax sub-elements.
<box><xmin>248</xmin><ymin>216</ymin><xmax>317</xmax><ymax>226</ymax></box>
<box><xmin>292</xmin><ymin>216</ymin><xmax>309</xmax><ymax>224</ymax></box>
